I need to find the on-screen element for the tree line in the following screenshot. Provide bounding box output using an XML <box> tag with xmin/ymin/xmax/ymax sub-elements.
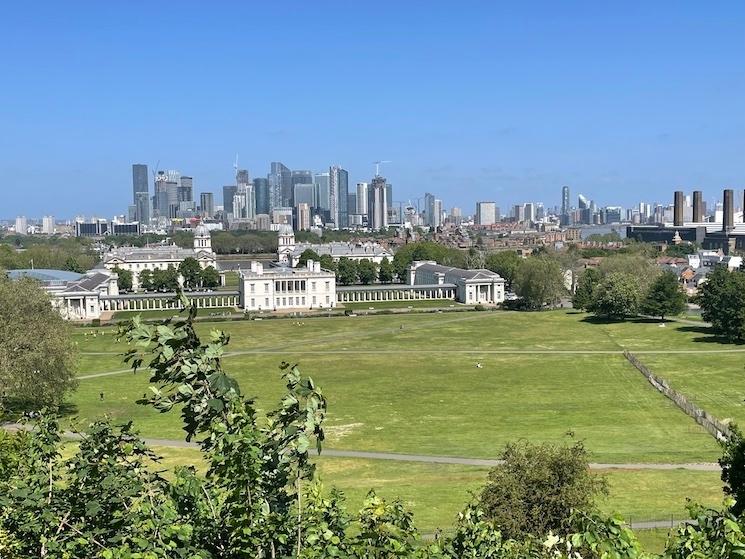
<box><xmin>113</xmin><ymin>257</ymin><xmax>220</xmax><ymax>292</ymax></box>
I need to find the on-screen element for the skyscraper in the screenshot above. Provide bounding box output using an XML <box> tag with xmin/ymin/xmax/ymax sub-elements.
<box><xmin>356</xmin><ymin>182</ymin><xmax>368</xmax><ymax>215</ymax></box>
<box><xmin>42</xmin><ymin>215</ymin><xmax>54</xmax><ymax>235</ymax></box>
<box><xmin>223</xmin><ymin>185</ymin><xmax>238</xmax><ymax>216</ymax></box>
<box><xmin>475</xmin><ymin>202</ymin><xmax>497</xmax><ymax>226</ymax></box>
<box><xmin>132</xmin><ymin>164</ymin><xmax>149</xmax><ymax>221</ymax></box>
<box><xmin>329</xmin><ymin>165</ymin><xmax>349</xmax><ymax>228</ymax></box>
<box><xmin>561</xmin><ymin>185</ymin><xmax>570</xmax><ymax>225</ymax></box>
<box><xmin>368</xmin><ymin>176</ymin><xmax>388</xmax><ymax>230</ymax></box>
<box><xmin>293</xmin><ymin>183</ymin><xmax>315</xmax><ymax>207</ymax></box>
<box><xmin>424</xmin><ymin>192</ymin><xmax>436</xmax><ymax>226</ymax></box>
<box><xmin>178</xmin><ymin>176</ymin><xmax>194</xmax><ymax>203</ymax></box>
<box><xmin>15</xmin><ymin>216</ymin><xmax>27</xmax><ymax>235</ymax></box>
<box><xmin>269</xmin><ymin>162</ymin><xmax>292</xmax><ymax>208</ymax></box>
<box><xmin>200</xmin><ymin>192</ymin><xmax>215</xmax><ymax>218</ymax></box>
<box><xmin>314</xmin><ymin>172</ymin><xmax>330</xmax><ymax>210</ymax></box>
<box><xmin>296</xmin><ymin>202</ymin><xmax>311</xmax><ymax>231</ymax></box>
<box><xmin>254</xmin><ymin>178</ymin><xmax>270</xmax><ymax>215</ymax></box>
<box><xmin>135</xmin><ymin>191</ymin><xmax>150</xmax><ymax>223</ymax></box>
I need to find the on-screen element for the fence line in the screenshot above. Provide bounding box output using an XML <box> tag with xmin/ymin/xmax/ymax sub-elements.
<box><xmin>623</xmin><ymin>350</ymin><xmax>730</xmax><ymax>441</ymax></box>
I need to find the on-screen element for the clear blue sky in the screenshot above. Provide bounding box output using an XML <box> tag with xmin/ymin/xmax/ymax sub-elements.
<box><xmin>1</xmin><ymin>1</ymin><xmax>743</xmax><ymax>218</ymax></box>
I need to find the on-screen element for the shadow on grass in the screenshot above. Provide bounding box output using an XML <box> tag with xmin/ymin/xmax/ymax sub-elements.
<box><xmin>1</xmin><ymin>399</ymin><xmax>79</xmax><ymax>423</ymax></box>
<box><xmin>676</xmin><ymin>325</ymin><xmax>745</xmax><ymax>345</ymax></box>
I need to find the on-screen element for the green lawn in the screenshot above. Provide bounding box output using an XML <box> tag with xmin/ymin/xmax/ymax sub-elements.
<box><xmin>110</xmin><ymin>307</ymin><xmax>237</xmax><ymax>320</ymax></box>
<box><xmin>148</xmin><ymin>446</ymin><xmax>722</xmax><ymax>535</ymax></box>
<box><xmin>68</xmin><ymin>309</ymin><xmax>739</xmax><ymax>537</ymax></box>
<box><xmin>341</xmin><ymin>299</ymin><xmax>468</xmax><ymax>311</ymax></box>
<box><xmin>68</xmin><ymin>311</ymin><xmax>728</xmax><ymax>463</ymax></box>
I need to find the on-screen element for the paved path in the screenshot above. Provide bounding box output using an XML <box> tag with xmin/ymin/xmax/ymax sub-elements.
<box><xmin>0</xmin><ymin>423</ymin><xmax>721</xmax><ymax>471</ymax></box>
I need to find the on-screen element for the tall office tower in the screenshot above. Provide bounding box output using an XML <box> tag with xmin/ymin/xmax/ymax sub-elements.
<box><xmin>313</xmin><ymin>172</ymin><xmax>330</xmax><ymax>210</ymax></box>
<box><xmin>235</xmin><ymin>183</ymin><xmax>256</xmax><ymax>220</ymax></box>
<box><xmin>200</xmin><ymin>192</ymin><xmax>215</xmax><ymax>218</ymax></box>
<box><xmin>290</xmin><ymin>170</ymin><xmax>313</xmax><ymax>209</ymax></box>
<box><xmin>15</xmin><ymin>216</ymin><xmax>27</xmax><ymax>235</ymax></box>
<box><xmin>475</xmin><ymin>202</ymin><xmax>497</xmax><ymax>226</ymax></box>
<box><xmin>296</xmin><ymin>202</ymin><xmax>311</xmax><ymax>231</ymax></box>
<box><xmin>269</xmin><ymin>162</ymin><xmax>292</xmax><ymax>208</ymax></box>
<box><xmin>236</xmin><ymin>169</ymin><xmax>250</xmax><ymax>186</ymax></box>
<box><xmin>253</xmin><ymin>178</ymin><xmax>270</xmax><ymax>215</ymax></box>
<box><xmin>42</xmin><ymin>215</ymin><xmax>54</xmax><ymax>235</ymax></box>
<box><xmin>385</xmin><ymin>184</ymin><xmax>393</xmax><ymax>212</ymax></box>
<box><xmin>293</xmin><ymin>183</ymin><xmax>315</xmax><ymax>206</ymax></box>
<box><xmin>578</xmin><ymin>194</ymin><xmax>589</xmax><ymax>209</ymax></box>
<box><xmin>450</xmin><ymin>207</ymin><xmax>462</xmax><ymax>225</ymax></box>
<box><xmin>223</xmin><ymin>185</ymin><xmax>238</xmax><ymax>216</ymax></box>
<box><xmin>723</xmin><ymin>188</ymin><xmax>734</xmax><ymax>230</ymax></box>
<box><xmin>347</xmin><ymin>193</ymin><xmax>357</xmax><ymax>217</ymax></box>
<box><xmin>524</xmin><ymin>203</ymin><xmax>535</xmax><ymax>223</ymax></box>
<box><xmin>424</xmin><ymin>192</ymin><xmax>436</xmax><ymax>226</ymax></box>
<box><xmin>132</xmin><ymin>164</ymin><xmax>149</xmax><ymax>218</ymax></box>
<box><xmin>561</xmin><ymin>185</ymin><xmax>570</xmax><ymax>225</ymax></box>
<box><xmin>536</xmin><ymin>202</ymin><xmax>545</xmax><ymax>220</ymax></box>
<box><xmin>135</xmin><ymin>192</ymin><xmax>150</xmax><ymax>223</ymax></box>
<box><xmin>356</xmin><ymin>182</ymin><xmax>368</xmax><ymax>215</ymax></box>
<box><xmin>368</xmin><ymin>176</ymin><xmax>388</xmax><ymax>230</ymax></box>
<box><xmin>329</xmin><ymin>165</ymin><xmax>349</xmax><ymax>228</ymax></box>
<box><xmin>178</xmin><ymin>176</ymin><xmax>194</xmax><ymax>202</ymax></box>
<box><xmin>433</xmin><ymin>199</ymin><xmax>443</xmax><ymax>228</ymax></box>
<box><xmin>692</xmin><ymin>190</ymin><xmax>703</xmax><ymax>223</ymax></box>
<box><xmin>673</xmin><ymin>190</ymin><xmax>684</xmax><ymax>226</ymax></box>
<box><xmin>513</xmin><ymin>204</ymin><xmax>526</xmax><ymax>223</ymax></box>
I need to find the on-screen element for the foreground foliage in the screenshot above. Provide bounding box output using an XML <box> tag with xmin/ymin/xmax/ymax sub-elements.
<box><xmin>1</xmin><ymin>299</ymin><xmax>745</xmax><ymax>557</ymax></box>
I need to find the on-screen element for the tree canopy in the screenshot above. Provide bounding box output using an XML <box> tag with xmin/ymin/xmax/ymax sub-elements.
<box><xmin>179</xmin><ymin>257</ymin><xmax>203</xmax><ymax>289</ymax></box>
<box><xmin>357</xmin><ymin>259</ymin><xmax>377</xmax><ymax>285</ymax></box>
<box><xmin>0</xmin><ymin>274</ymin><xmax>77</xmax><ymax>411</ymax></box>
<box><xmin>697</xmin><ymin>266</ymin><xmax>745</xmax><ymax>342</ymax></box>
<box><xmin>587</xmin><ymin>272</ymin><xmax>642</xmax><ymax>319</ymax></box>
<box><xmin>113</xmin><ymin>266</ymin><xmax>133</xmax><ymax>291</ymax></box>
<box><xmin>485</xmin><ymin>251</ymin><xmax>521</xmax><ymax>289</ymax></box>
<box><xmin>336</xmin><ymin>257</ymin><xmax>358</xmax><ymax>285</ymax></box>
<box><xmin>512</xmin><ymin>256</ymin><xmax>565</xmax><ymax>309</ymax></box>
<box><xmin>641</xmin><ymin>271</ymin><xmax>687</xmax><ymax>320</ymax></box>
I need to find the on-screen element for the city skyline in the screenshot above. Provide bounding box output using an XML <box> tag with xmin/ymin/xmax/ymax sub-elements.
<box><xmin>2</xmin><ymin>2</ymin><xmax>744</xmax><ymax>216</ymax></box>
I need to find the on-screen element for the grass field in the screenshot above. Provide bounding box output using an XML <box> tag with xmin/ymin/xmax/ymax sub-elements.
<box><xmin>69</xmin><ymin>309</ymin><xmax>742</xmax><ymax>534</ymax></box>
<box><xmin>110</xmin><ymin>307</ymin><xmax>237</xmax><ymax>320</ymax></box>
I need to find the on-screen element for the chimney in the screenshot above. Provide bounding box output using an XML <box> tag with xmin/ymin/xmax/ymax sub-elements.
<box><xmin>673</xmin><ymin>191</ymin><xmax>684</xmax><ymax>226</ymax></box>
<box><xmin>255</xmin><ymin>262</ymin><xmax>263</xmax><ymax>275</ymax></box>
<box><xmin>692</xmin><ymin>191</ymin><xmax>703</xmax><ymax>223</ymax></box>
<box><xmin>723</xmin><ymin>189</ymin><xmax>734</xmax><ymax>231</ymax></box>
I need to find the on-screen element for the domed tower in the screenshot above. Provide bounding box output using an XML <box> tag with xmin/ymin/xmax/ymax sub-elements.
<box><xmin>194</xmin><ymin>224</ymin><xmax>213</xmax><ymax>253</ymax></box>
<box><xmin>277</xmin><ymin>224</ymin><xmax>295</xmax><ymax>264</ymax></box>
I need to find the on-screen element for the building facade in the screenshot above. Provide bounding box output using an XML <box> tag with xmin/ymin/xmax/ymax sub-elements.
<box><xmin>408</xmin><ymin>261</ymin><xmax>505</xmax><ymax>304</ymax></box>
<box><xmin>238</xmin><ymin>260</ymin><xmax>336</xmax><ymax>311</ymax></box>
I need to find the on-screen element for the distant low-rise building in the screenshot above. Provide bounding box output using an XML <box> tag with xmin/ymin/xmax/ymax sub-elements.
<box><xmin>101</xmin><ymin>224</ymin><xmax>217</xmax><ymax>290</ymax></box>
<box><xmin>408</xmin><ymin>261</ymin><xmax>505</xmax><ymax>304</ymax></box>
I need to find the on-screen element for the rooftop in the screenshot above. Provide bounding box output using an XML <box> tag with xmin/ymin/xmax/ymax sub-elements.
<box><xmin>414</xmin><ymin>262</ymin><xmax>504</xmax><ymax>281</ymax></box>
<box><xmin>7</xmin><ymin>269</ymin><xmax>84</xmax><ymax>284</ymax></box>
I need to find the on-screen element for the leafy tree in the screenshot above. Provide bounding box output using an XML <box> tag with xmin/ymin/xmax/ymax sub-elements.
<box><xmin>697</xmin><ymin>266</ymin><xmax>745</xmax><ymax>341</ymax></box>
<box><xmin>318</xmin><ymin>254</ymin><xmax>336</xmax><ymax>272</ymax></box>
<box><xmin>62</xmin><ymin>255</ymin><xmax>85</xmax><ymax>273</ymax></box>
<box><xmin>357</xmin><ymin>259</ymin><xmax>377</xmax><ymax>285</ymax></box>
<box><xmin>112</xmin><ymin>266</ymin><xmax>132</xmax><ymax>291</ymax></box>
<box><xmin>479</xmin><ymin>440</ymin><xmax>607</xmax><ymax>539</ymax></box>
<box><xmin>0</xmin><ymin>275</ymin><xmax>78</xmax><ymax>410</ymax></box>
<box><xmin>298</xmin><ymin>249</ymin><xmax>321</xmax><ymax>267</ymax></box>
<box><xmin>598</xmin><ymin>254</ymin><xmax>659</xmax><ymax>292</ymax></box>
<box><xmin>720</xmin><ymin>425</ymin><xmax>745</xmax><ymax>516</ymax></box>
<box><xmin>200</xmin><ymin>265</ymin><xmax>220</xmax><ymax>289</ymax></box>
<box><xmin>572</xmin><ymin>268</ymin><xmax>602</xmax><ymax>311</ymax></box>
<box><xmin>162</xmin><ymin>265</ymin><xmax>180</xmax><ymax>291</ymax></box>
<box><xmin>641</xmin><ymin>270</ymin><xmax>686</xmax><ymax>320</ymax></box>
<box><xmin>336</xmin><ymin>257</ymin><xmax>358</xmax><ymax>285</ymax></box>
<box><xmin>485</xmin><ymin>251</ymin><xmax>521</xmax><ymax>289</ymax></box>
<box><xmin>138</xmin><ymin>268</ymin><xmax>154</xmax><ymax>291</ymax></box>
<box><xmin>664</xmin><ymin>243</ymin><xmax>697</xmax><ymax>258</ymax></box>
<box><xmin>512</xmin><ymin>256</ymin><xmax>565</xmax><ymax>310</ymax></box>
<box><xmin>378</xmin><ymin>257</ymin><xmax>394</xmax><ymax>283</ymax></box>
<box><xmin>587</xmin><ymin>272</ymin><xmax>642</xmax><ymax>319</ymax></box>
<box><xmin>178</xmin><ymin>257</ymin><xmax>202</xmax><ymax>289</ymax></box>
<box><xmin>391</xmin><ymin>241</ymin><xmax>466</xmax><ymax>280</ymax></box>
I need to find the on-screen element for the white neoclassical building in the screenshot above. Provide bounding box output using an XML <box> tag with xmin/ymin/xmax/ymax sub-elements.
<box><xmin>408</xmin><ymin>261</ymin><xmax>505</xmax><ymax>304</ymax></box>
<box><xmin>275</xmin><ymin>226</ymin><xmax>393</xmax><ymax>267</ymax></box>
<box><xmin>102</xmin><ymin>224</ymin><xmax>217</xmax><ymax>290</ymax></box>
<box><xmin>238</xmin><ymin>260</ymin><xmax>336</xmax><ymax>312</ymax></box>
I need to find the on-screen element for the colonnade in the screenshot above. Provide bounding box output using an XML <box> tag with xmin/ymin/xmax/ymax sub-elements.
<box><xmin>336</xmin><ymin>286</ymin><xmax>456</xmax><ymax>304</ymax></box>
<box><xmin>101</xmin><ymin>292</ymin><xmax>239</xmax><ymax>311</ymax></box>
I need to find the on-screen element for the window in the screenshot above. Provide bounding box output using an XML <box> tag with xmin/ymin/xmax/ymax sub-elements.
<box><xmin>311</xmin><ymin>282</ymin><xmax>316</xmax><ymax>291</ymax></box>
<box><xmin>250</xmin><ymin>283</ymin><xmax>255</xmax><ymax>293</ymax></box>
<box><xmin>264</xmin><ymin>282</ymin><xmax>269</xmax><ymax>293</ymax></box>
<box><xmin>276</xmin><ymin>298</ymin><xmax>280</xmax><ymax>307</ymax></box>
<box><xmin>325</xmin><ymin>295</ymin><xmax>330</xmax><ymax>304</ymax></box>
<box><xmin>325</xmin><ymin>281</ymin><xmax>330</xmax><ymax>290</ymax></box>
<box><xmin>312</xmin><ymin>296</ymin><xmax>316</xmax><ymax>305</ymax></box>
<box><xmin>301</xmin><ymin>296</ymin><xmax>305</xmax><ymax>305</ymax></box>
<box><xmin>282</xmin><ymin>297</ymin><xmax>286</xmax><ymax>306</ymax></box>
<box><xmin>251</xmin><ymin>298</ymin><xmax>255</xmax><ymax>307</ymax></box>
<box><xmin>265</xmin><ymin>298</ymin><xmax>269</xmax><ymax>307</ymax></box>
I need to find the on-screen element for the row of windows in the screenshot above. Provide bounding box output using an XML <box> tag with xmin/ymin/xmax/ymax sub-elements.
<box><xmin>248</xmin><ymin>280</ymin><xmax>331</xmax><ymax>293</ymax></box>
<box><xmin>247</xmin><ymin>295</ymin><xmax>331</xmax><ymax>308</ymax></box>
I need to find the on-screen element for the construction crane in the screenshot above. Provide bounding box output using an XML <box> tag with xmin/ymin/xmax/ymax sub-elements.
<box><xmin>151</xmin><ymin>160</ymin><xmax>161</xmax><ymax>182</ymax></box>
<box><xmin>373</xmin><ymin>160</ymin><xmax>391</xmax><ymax>177</ymax></box>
